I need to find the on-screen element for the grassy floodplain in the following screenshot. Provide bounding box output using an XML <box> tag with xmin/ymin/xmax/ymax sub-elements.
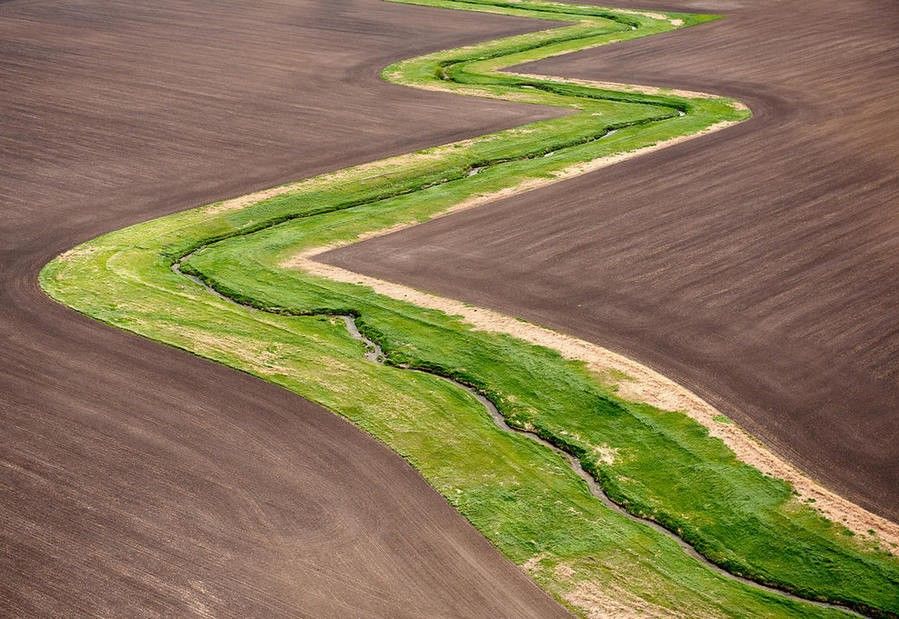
<box><xmin>41</xmin><ymin>0</ymin><xmax>899</xmax><ymax>616</ymax></box>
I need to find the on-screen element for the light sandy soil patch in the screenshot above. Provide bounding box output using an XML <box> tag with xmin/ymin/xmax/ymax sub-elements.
<box><xmin>564</xmin><ymin>580</ymin><xmax>691</xmax><ymax>618</ymax></box>
<box><xmin>549</xmin><ymin>120</ymin><xmax>742</xmax><ymax>178</ymax></box>
<box><xmin>609</xmin><ymin>7</ymin><xmax>684</xmax><ymax>27</ymax></box>
<box><xmin>522</xmin><ymin>556</ymin><xmax>690</xmax><ymax>618</ymax></box>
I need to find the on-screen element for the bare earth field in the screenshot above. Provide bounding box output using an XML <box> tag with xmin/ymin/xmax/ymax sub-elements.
<box><xmin>325</xmin><ymin>0</ymin><xmax>899</xmax><ymax>521</ymax></box>
<box><xmin>0</xmin><ymin>0</ymin><xmax>567</xmax><ymax>615</ymax></box>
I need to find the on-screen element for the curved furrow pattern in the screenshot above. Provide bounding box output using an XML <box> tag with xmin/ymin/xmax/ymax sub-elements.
<box><xmin>41</xmin><ymin>0</ymin><xmax>899</xmax><ymax>616</ymax></box>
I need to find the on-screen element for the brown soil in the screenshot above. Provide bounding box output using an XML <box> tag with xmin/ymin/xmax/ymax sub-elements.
<box><xmin>0</xmin><ymin>0</ymin><xmax>567</xmax><ymax>616</ymax></box>
<box><xmin>323</xmin><ymin>0</ymin><xmax>899</xmax><ymax>521</ymax></box>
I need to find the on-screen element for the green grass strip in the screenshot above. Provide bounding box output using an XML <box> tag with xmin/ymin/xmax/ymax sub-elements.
<box><xmin>41</xmin><ymin>0</ymin><xmax>898</xmax><ymax>616</ymax></box>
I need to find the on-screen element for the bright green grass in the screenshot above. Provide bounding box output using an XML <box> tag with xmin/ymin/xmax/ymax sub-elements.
<box><xmin>41</xmin><ymin>0</ymin><xmax>898</xmax><ymax>616</ymax></box>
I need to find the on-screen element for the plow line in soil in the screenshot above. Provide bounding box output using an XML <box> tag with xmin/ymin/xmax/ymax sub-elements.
<box><xmin>42</xmin><ymin>1</ymin><xmax>899</xmax><ymax>616</ymax></box>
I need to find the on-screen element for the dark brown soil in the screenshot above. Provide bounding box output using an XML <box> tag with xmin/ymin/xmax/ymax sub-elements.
<box><xmin>324</xmin><ymin>0</ymin><xmax>899</xmax><ymax>520</ymax></box>
<box><xmin>0</xmin><ymin>0</ymin><xmax>566</xmax><ymax>615</ymax></box>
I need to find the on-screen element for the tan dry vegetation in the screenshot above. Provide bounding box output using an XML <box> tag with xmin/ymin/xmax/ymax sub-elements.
<box><xmin>524</xmin><ymin>558</ymin><xmax>694</xmax><ymax>619</ymax></box>
<box><xmin>564</xmin><ymin>580</ymin><xmax>694</xmax><ymax>619</ymax></box>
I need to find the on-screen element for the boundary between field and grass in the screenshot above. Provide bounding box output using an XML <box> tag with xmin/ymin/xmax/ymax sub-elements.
<box><xmin>40</xmin><ymin>1</ymin><xmax>899</xmax><ymax>616</ymax></box>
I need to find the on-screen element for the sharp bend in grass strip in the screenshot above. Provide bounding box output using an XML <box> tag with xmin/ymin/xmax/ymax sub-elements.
<box><xmin>41</xmin><ymin>1</ymin><xmax>899</xmax><ymax>616</ymax></box>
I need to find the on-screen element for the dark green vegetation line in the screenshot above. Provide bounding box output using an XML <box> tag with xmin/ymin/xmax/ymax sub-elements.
<box><xmin>41</xmin><ymin>0</ymin><xmax>899</xmax><ymax>616</ymax></box>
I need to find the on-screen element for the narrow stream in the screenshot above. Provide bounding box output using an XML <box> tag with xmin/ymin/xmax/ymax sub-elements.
<box><xmin>339</xmin><ymin>314</ymin><xmax>862</xmax><ymax>617</ymax></box>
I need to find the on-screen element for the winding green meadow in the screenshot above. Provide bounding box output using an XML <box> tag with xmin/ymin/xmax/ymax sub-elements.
<box><xmin>41</xmin><ymin>0</ymin><xmax>899</xmax><ymax>616</ymax></box>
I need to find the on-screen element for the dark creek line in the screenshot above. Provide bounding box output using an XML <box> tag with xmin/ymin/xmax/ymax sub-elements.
<box><xmin>338</xmin><ymin>316</ymin><xmax>863</xmax><ymax>617</ymax></box>
<box><xmin>171</xmin><ymin>249</ymin><xmax>861</xmax><ymax>616</ymax></box>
